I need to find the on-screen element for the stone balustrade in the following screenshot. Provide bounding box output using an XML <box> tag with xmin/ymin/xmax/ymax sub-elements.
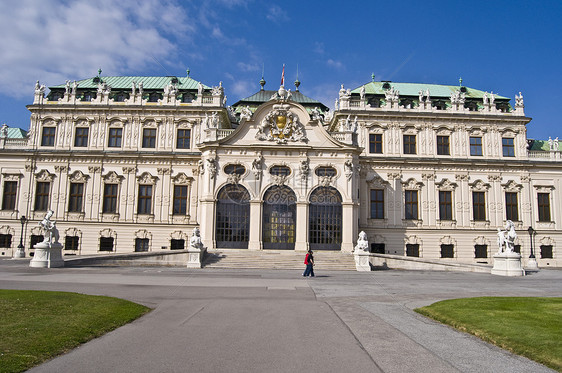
<box><xmin>342</xmin><ymin>99</ymin><xmax>524</xmax><ymax>116</ymax></box>
<box><xmin>0</xmin><ymin>138</ymin><xmax>28</xmax><ymax>149</ymax></box>
<box><xmin>528</xmin><ymin>150</ymin><xmax>562</xmax><ymax>161</ymax></box>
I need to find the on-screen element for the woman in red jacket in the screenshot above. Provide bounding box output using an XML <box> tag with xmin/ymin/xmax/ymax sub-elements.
<box><xmin>302</xmin><ymin>250</ymin><xmax>314</xmax><ymax>277</ymax></box>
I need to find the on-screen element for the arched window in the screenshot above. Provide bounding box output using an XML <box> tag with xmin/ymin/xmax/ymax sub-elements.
<box><xmin>309</xmin><ymin>186</ymin><xmax>342</xmax><ymax>250</ymax></box>
<box><xmin>216</xmin><ymin>184</ymin><xmax>250</xmax><ymax>249</ymax></box>
<box><xmin>262</xmin><ymin>186</ymin><xmax>296</xmax><ymax>250</ymax></box>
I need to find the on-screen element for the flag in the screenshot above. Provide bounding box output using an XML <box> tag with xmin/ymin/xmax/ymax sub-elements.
<box><xmin>281</xmin><ymin>64</ymin><xmax>285</xmax><ymax>86</ymax></box>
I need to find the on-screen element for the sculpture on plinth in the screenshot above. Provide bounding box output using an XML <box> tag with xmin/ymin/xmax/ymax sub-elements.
<box><xmin>187</xmin><ymin>227</ymin><xmax>206</xmax><ymax>268</ymax></box>
<box><xmin>491</xmin><ymin>220</ymin><xmax>524</xmax><ymax>276</ymax></box>
<box><xmin>30</xmin><ymin>210</ymin><xmax>64</xmax><ymax>268</ymax></box>
<box><xmin>189</xmin><ymin>227</ymin><xmax>204</xmax><ymax>250</ymax></box>
<box><xmin>354</xmin><ymin>231</ymin><xmax>371</xmax><ymax>271</ymax></box>
<box><xmin>354</xmin><ymin>231</ymin><xmax>369</xmax><ymax>253</ymax></box>
<box><xmin>39</xmin><ymin>210</ymin><xmax>60</xmax><ymax>245</ymax></box>
<box><xmin>496</xmin><ymin>220</ymin><xmax>517</xmax><ymax>254</ymax></box>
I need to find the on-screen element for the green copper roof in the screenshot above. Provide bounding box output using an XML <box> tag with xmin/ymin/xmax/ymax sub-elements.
<box><xmin>233</xmin><ymin>89</ymin><xmax>329</xmax><ymax>111</ymax></box>
<box><xmin>351</xmin><ymin>81</ymin><xmax>509</xmax><ymax>100</ymax></box>
<box><xmin>530</xmin><ymin>139</ymin><xmax>561</xmax><ymax>151</ymax></box>
<box><xmin>50</xmin><ymin>76</ymin><xmax>210</xmax><ymax>90</ymax></box>
<box><xmin>2</xmin><ymin>126</ymin><xmax>27</xmax><ymax>138</ymax></box>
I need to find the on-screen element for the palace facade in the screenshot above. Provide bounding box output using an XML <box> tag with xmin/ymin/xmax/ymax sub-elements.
<box><xmin>0</xmin><ymin>72</ymin><xmax>560</xmax><ymax>267</ymax></box>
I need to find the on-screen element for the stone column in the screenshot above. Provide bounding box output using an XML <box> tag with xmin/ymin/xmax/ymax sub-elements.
<box><xmin>87</xmin><ymin>166</ymin><xmax>102</xmax><ymax>221</ymax></box>
<box><xmin>199</xmin><ymin>199</ymin><xmax>215</xmax><ymax>250</ymax></box>
<box><xmin>341</xmin><ymin>201</ymin><xmax>356</xmax><ymax>252</ymax></box>
<box><xmin>295</xmin><ymin>201</ymin><xmax>308</xmax><ymax>252</ymax></box>
<box><xmin>248</xmin><ymin>200</ymin><xmax>263</xmax><ymax>251</ymax></box>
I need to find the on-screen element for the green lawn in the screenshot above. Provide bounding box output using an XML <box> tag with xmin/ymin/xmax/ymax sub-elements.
<box><xmin>0</xmin><ymin>289</ymin><xmax>150</xmax><ymax>373</ymax></box>
<box><xmin>415</xmin><ymin>297</ymin><xmax>562</xmax><ymax>372</ymax></box>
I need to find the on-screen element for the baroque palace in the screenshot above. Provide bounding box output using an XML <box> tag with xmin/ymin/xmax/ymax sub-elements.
<box><xmin>0</xmin><ymin>71</ymin><xmax>560</xmax><ymax>267</ymax></box>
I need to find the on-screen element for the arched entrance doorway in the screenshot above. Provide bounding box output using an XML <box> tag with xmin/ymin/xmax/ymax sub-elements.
<box><xmin>262</xmin><ymin>185</ymin><xmax>297</xmax><ymax>250</ymax></box>
<box><xmin>216</xmin><ymin>184</ymin><xmax>250</xmax><ymax>249</ymax></box>
<box><xmin>309</xmin><ymin>186</ymin><xmax>342</xmax><ymax>250</ymax></box>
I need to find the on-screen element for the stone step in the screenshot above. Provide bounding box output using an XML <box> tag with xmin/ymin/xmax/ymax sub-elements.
<box><xmin>203</xmin><ymin>250</ymin><xmax>357</xmax><ymax>271</ymax></box>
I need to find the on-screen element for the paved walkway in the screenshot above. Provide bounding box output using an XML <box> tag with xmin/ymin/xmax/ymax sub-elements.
<box><xmin>1</xmin><ymin>259</ymin><xmax>559</xmax><ymax>373</ymax></box>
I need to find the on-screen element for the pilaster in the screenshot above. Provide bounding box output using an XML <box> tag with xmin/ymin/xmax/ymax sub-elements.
<box><xmin>248</xmin><ymin>200</ymin><xmax>263</xmax><ymax>250</ymax></box>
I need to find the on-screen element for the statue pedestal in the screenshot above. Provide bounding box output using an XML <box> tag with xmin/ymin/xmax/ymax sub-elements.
<box><xmin>354</xmin><ymin>251</ymin><xmax>371</xmax><ymax>272</ymax></box>
<box><xmin>30</xmin><ymin>242</ymin><xmax>64</xmax><ymax>268</ymax></box>
<box><xmin>14</xmin><ymin>245</ymin><xmax>25</xmax><ymax>258</ymax></box>
<box><xmin>491</xmin><ymin>252</ymin><xmax>524</xmax><ymax>276</ymax></box>
<box><xmin>526</xmin><ymin>257</ymin><xmax>540</xmax><ymax>272</ymax></box>
<box><xmin>186</xmin><ymin>247</ymin><xmax>207</xmax><ymax>268</ymax></box>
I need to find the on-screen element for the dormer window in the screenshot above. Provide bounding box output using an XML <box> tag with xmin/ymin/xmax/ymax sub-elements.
<box><xmin>148</xmin><ymin>92</ymin><xmax>161</xmax><ymax>102</ymax></box>
<box><xmin>114</xmin><ymin>92</ymin><xmax>128</xmax><ymax>102</ymax></box>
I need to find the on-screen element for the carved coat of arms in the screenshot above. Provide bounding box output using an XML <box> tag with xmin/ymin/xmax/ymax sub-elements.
<box><xmin>256</xmin><ymin>104</ymin><xmax>307</xmax><ymax>144</ymax></box>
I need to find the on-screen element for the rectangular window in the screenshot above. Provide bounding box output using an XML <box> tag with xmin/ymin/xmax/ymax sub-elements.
<box><xmin>404</xmin><ymin>190</ymin><xmax>418</xmax><ymax>220</ymax></box>
<box><xmin>371</xmin><ymin>243</ymin><xmax>385</xmax><ymax>254</ymax></box>
<box><xmin>514</xmin><ymin>245</ymin><xmax>521</xmax><ymax>254</ymax></box>
<box><xmin>34</xmin><ymin>182</ymin><xmax>50</xmax><ymax>211</ymax></box>
<box><xmin>102</xmin><ymin>184</ymin><xmax>118</xmax><ymax>213</ymax></box>
<box><xmin>540</xmin><ymin>245</ymin><xmax>553</xmax><ymax>259</ymax></box>
<box><xmin>537</xmin><ymin>193</ymin><xmax>551</xmax><ymax>222</ymax></box>
<box><xmin>505</xmin><ymin>192</ymin><xmax>519</xmax><ymax>221</ymax></box>
<box><xmin>0</xmin><ymin>234</ymin><xmax>12</xmax><ymax>248</ymax></box>
<box><xmin>74</xmin><ymin>127</ymin><xmax>89</xmax><ymax>147</ymax></box>
<box><xmin>472</xmin><ymin>192</ymin><xmax>486</xmax><ymax>221</ymax></box>
<box><xmin>370</xmin><ymin>189</ymin><xmax>384</xmax><ymax>219</ymax></box>
<box><xmin>436</xmin><ymin>135</ymin><xmax>450</xmax><ymax>155</ymax></box>
<box><xmin>475</xmin><ymin>244</ymin><xmax>487</xmax><ymax>258</ymax></box>
<box><xmin>108</xmin><ymin>128</ymin><xmax>122</xmax><ymax>148</ymax></box>
<box><xmin>41</xmin><ymin>127</ymin><xmax>56</xmax><ymax>146</ymax></box>
<box><xmin>2</xmin><ymin>181</ymin><xmax>17</xmax><ymax>210</ymax></box>
<box><xmin>441</xmin><ymin>244</ymin><xmax>454</xmax><ymax>258</ymax></box>
<box><xmin>135</xmin><ymin>238</ymin><xmax>149</xmax><ymax>252</ymax></box>
<box><xmin>470</xmin><ymin>137</ymin><xmax>483</xmax><ymax>156</ymax></box>
<box><xmin>30</xmin><ymin>235</ymin><xmax>43</xmax><ymax>250</ymax></box>
<box><xmin>137</xmin><ymin>185</ymin><xmax>152</xmax><ymax>214</ymax></box>
<box><xmin>170</xmin><ymin>239</ymin><xmax>185</xmax><ymax>250</ymax></box>
<box><xmin>176</xmin><ymin>129</ymin><xmax>191</xmax><ymax>149</ymax></box>
<box><xmin>173</xmin><ymin>185</ymin><xmax>188</xmax><ymax>215</ymax></box>
<box><xmin>406</xmin><ymin>244</ymin><xmax>419</xmax><ymax>257</ymax></box>
<box><xmin>142</xmin><ymin>128</ymin><xmax>156</xmax><ymax>148</ymax></box>
<box><xmin>99</xmin><ymin>237</ymin><xmax>114</xmax><ymax>252</ymax></box>
<box><xmin>403</xmin><ymin>135</ymin><xmax>416</xmax><ymax>154</ymax></box>
<box><xmin>502</xmin><ymin>138</ymin><xmax>515</xmax><ymax>157</ymax></box>
<box><xmin>64</xmin><ymin>236</ymin><xmax>79</xmax><ymax>251</ymax></box>
<box><xmin>439</xmin><ymin>191</ymin><xmax>452</xmax><ymax>220</ymax></box>
<box><xmin>369</xmin><ymin>134</ymin><xmax>383</xmax><ymax>154</ymax></box>
<box><xmin>68</xmin><ymin>183</ymin><xmax>84</xmax><ymax>213</ymax></box>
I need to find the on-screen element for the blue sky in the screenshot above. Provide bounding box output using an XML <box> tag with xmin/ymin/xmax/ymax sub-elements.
<box><xmin>1</xmin><ymin>0</ymin><xmax>561</xmax><ymax>140</ymax></box>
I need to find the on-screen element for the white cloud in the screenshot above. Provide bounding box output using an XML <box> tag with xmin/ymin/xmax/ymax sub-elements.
<box><xmin>237</xmin><ymin>62</ymin><xmax>260</xmax><ymax>73</ymax></box>
<box><xmin>266</xmin><ymin>5</ymin><xmax>289</xmax><ymax>22</ymax></box>
<box><xmin>326</xmin><ymin>59</ymin><xmax>344</xmax><ymax>70</ymax></box>
<box><xmin>230</xmin><ymin>79</ymin><xmax>253</xmax><ymax>98</ymax></box>
<box><xmin>0</xmin><ymin>0</ymin><xmax>190</xmax><ymax>97</ymax></box>
<box><xmin>313</xmin><ymin>42</ymin><xmax>325</xmax><ymax>55</ymax></box>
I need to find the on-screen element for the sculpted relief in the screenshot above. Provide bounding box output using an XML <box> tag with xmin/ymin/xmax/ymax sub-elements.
<box><xmin>256</xmin><ymin>104</ymin><xmax>307</xmax><ymax>144</ymax></box>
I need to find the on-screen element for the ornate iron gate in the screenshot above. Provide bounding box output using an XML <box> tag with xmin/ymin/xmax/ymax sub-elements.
<box><xmin>263</xmin><ymin>185</ymin><xmax>296</xmax><ymax>250</ymax></box>
<box><xmin>216</xmin><ymin>184</ymin><xmax>250</xmax><ymax>249</ymax></box>
<box><xmin>309</xmin><ymin>186</ymin><xmax>342</xmax><ymax>250</ymax></box>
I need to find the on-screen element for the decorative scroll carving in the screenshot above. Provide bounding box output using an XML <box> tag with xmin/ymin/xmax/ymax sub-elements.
<box><xmin>256</xmin><ymin>104</ymin><xmax>307</xmax><ymax>144</ymax></box>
